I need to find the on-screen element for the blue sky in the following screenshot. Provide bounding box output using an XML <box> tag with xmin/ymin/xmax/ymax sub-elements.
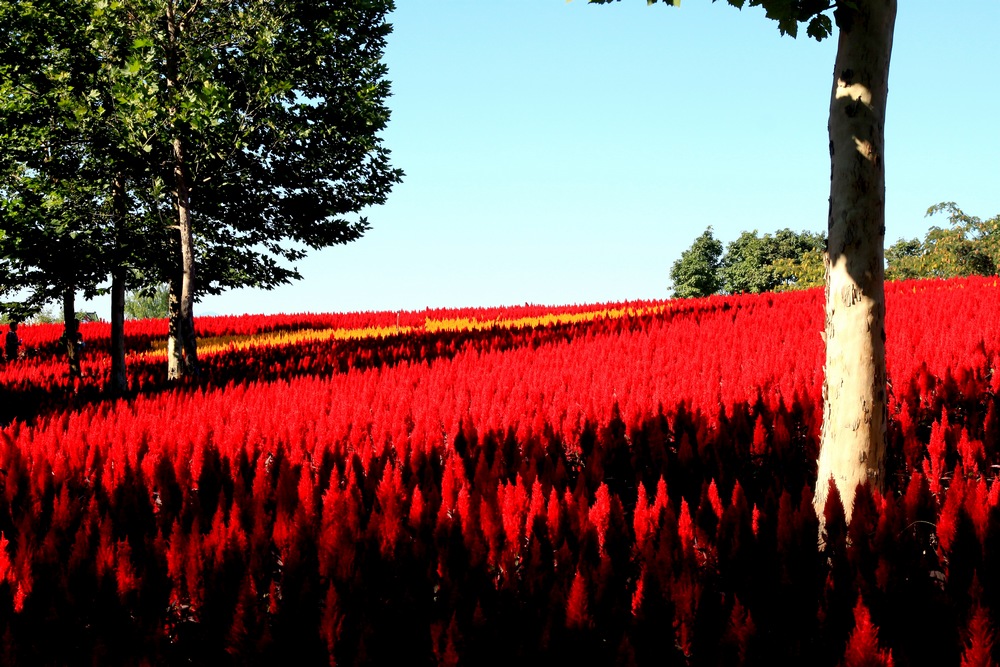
<box><xmin>186</xmin><ymin>1</ymin><xmax>1000</xmax><ymax>316</ymax></box>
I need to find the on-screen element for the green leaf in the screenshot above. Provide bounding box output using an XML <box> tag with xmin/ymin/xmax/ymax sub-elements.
<box><xmin>806</xmin><ymin>15</ymin><xmax>833</xmax><ymax>41</ymax></box>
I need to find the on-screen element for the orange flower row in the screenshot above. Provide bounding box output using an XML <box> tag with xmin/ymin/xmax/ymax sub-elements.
<box><xmin>140</xmin><ymin>325</ymin><xmax>416</xmax><ymax>358</ymax></box>
<box><xmin>133</xmin><ymin>305</ymin><xmax>672</xmax><ymax>358</ymax></box>
<box><xmin>423</xmin><ymin>304</ymin><xmax>671</xmax><ymax>333</ymax></box>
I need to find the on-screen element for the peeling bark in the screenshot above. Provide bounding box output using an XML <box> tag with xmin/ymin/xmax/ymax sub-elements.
<box><xmin>165</xmin><ymin>0</ymin><xmax>199</xmax><ymax>380</ymax></box>
<box><xmin>61</xmin><ymin>289</ymin><xmax>80</xmax><ymax>382</ymax></box>
<box><xmin>167</xmin><ymin>272</ymin><xmax>184</xmax><ymax>379</ymax></box>
<box><xmin>814</xmin><ymin>0</ymin><xmax>896</xmax><ymax>525</ymax></box>
<box><xmin>172</xmin><ymin>133</ymin><xmax>200</xmax><ymax>378</ymax></box>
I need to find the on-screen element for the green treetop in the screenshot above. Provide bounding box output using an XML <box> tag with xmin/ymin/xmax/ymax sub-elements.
<box><xmin>886</xmin><ymin>202</ymin><xmax>999</xmax><ymax>281</ymax></box>
<box><xmin>670</xmin><ymin>227</ymin><xmax>723</xmax><ymax>298</ymax></box>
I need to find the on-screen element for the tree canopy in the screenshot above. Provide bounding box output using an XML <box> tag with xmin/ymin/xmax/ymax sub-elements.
<box><xmin>589</xmin><ymin>0</ymin><xmax>837</xmax><ymax>41</ymax></box>
<box><xmin>0</xmin><ymin>0</ymin><xmax>402</xmax><ymax>382</ymax></box>
<box><xmin>0</xmin><ymin>0</ymin><xmax>130</xmax><ymax>323</ymax></box>
<box><xmin>719</xmin><ymin>228</ymin><xmax>826</xmax><ymax>294</ymax></box>
<box><xmin>669</xmin><ymin>227</ymin><xmax>723</xmax><ymax>298</ymax></box>
<box><xmin>125</xmin><ymin>284</ymin><xmax>170</xmax><ymax>321</ymax></box>
<box><xmin>670</xmin><ymin>227</ymin><xmax>825</xmax><ymax>298</ymax></box>
<box><xmin>672</xmin><ymin>204</ymin><xmax>999</xmax><ymax>302</ymax></box>
<box><xmin>886</xmin><ymin>202</ymin><xmax>999</xmax><ymax>281</ymax></box>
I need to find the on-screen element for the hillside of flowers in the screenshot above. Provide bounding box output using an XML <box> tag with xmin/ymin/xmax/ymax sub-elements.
<box><xmin>1</xmin><ymin>277</ymin><xmax>999</xmax><ymax>665</ymax></box>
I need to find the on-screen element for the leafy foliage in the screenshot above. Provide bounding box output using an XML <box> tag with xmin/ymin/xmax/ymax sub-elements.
<box><xmin>886</xmin><ymin>203</ymin><xmax>1000</xmax><ymax>281</ymax></box>
<box><xmin>719</xmin><ymin>228</ymin><xmax>825</xmax><ymax>294</ymax></box>
<box><xmin>772</xmin><ymin>246</ymin><xmax>826</xmax><ymax>291</ymax></box>
<box><xmin>0</xmin><ymin>0</ymin><xmax>402</xmax><ymax>367</ymax></box>
<box><xmin>0</xmin><ymin>0</ymin><xmax>129</xmax><ymax>322</ymax></box>
<box><xmin>587</xmin><ymin>0</ymin><xmax>836</xmax><ymax>41</ymax></box>
<box><xmin>122</xmin><ymin>0</ymin><xmax>405</xmax><ymax>295</ymax></box>
<box><xmin>669</xmin><ymin>227</ymin><xmax>723</xmax><ymax>298</ymax></box>
<box><xmin>674</xmin><ymin>201</ymin><xmax>1000</xmax><ymax>300</ymax></box>
<box><xmin>671</xmin><ymin>227</ymin><xmax>824</xmax><ymax>298</ymax></box>
<box><xmin>124</xmin><ymin>284</ymin><xmax>170</xmax><ymax>321</ymax></box>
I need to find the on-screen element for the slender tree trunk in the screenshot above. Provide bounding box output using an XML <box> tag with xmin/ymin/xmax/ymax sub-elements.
<box><xmin>167</xmin><ymin>271</ymin><xmax>184</xmax><ymax>379</ymax></box>
<box><xmin>174</xmin><ymin>135</ymin><xmax>199</xmax><ymax>376</ymax></box>
<box><xmin>109</xmin><ymin>174</ymin><xmax>128</xmax><ymax>394</ymax></box>
<box><xmin>165</xmin><ymin>183</ymin><xmax>199</xmax><ymax>381</ymax></box>
<box><xmin>110</xmin><ymin>269</ymin><xmax>128</xmax><ymax>393</ymax></box>
<box><xmin>814</xmin><ymin>0</ymin><xmax>896</xmax><ymax>525</ymax></box>
<box><xmin>165</xmin><ymin>0</ymin><xmax>199</xmax><ymax>380</ymax></box>
<box><xmin>62</xmin><ymin>288</ymin><xmax>80</xmax><ymax>382</ymax></box>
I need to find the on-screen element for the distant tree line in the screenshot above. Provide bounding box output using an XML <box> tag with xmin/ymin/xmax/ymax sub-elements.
<box><xmin>670</xmin><ymin>202</ymin><xmax>999</xmax><ymax>298</ymax></box>
<box><xmin>884</xmin><ymin>203</ymin><xmax>1000</xmax><ymax>281</ymax></box>
<box><xmin>670</xmin><ymin>227</ymin><xmax>825</xmax><ymax>298</ymax></box>
<box><xmin>2</xmin><ymin>285</ymin><xmax>168</xmax><ymax>325</ymax></box>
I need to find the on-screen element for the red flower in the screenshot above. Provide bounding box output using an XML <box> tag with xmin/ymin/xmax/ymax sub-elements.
<box><xmin>116</xmin><ymin>540</ymin><xmax>138</xmax><ymax>600</ymax></box>
<box><xmin>751</xmin><ymin>418</ymin><xmax>768</xmax><ymax>458</ymax></box>
<box><xmin>957</xmin><ymin>428</ymin><xmax>985</xmax><ymax>476</ymax></box>
<box><xmin>726</xmin><ymin>597</ymin><xmax>756</xmax><ymax>664</ymax></box>
<box><xmin>708</xmin><ymin>479</ymin><xmax>724</xmax><ymax>520</ymax></box>
<box><xmin>961</xmin><ymin>605</ymin><xmax>997</xmax><ymax>667</ymax></box>
<box><xmin>0</xmin><ymin>532</ymin><xmax>10</xmax><ymax>583</ymax></box>
<box><xmin>565</xmin><ymin>568</ymin><xmax>590</xmax><ymax>629</ymax></box>
<box><xmin>631</xmin><ymin>566</ymin><xmax>646</xmax><ymax>618</ymax></box>
<box><xmin>409</xmin><ymin>486</ymin><xmax>425</xmax><ymax>530</ymax></box>
<box><xmin>678</xmin><ymin>498</ymin><xmax>694</xmax><ymax>552</ymax></box>
<box><xmin>589</xmin><ymin>483</ymin><xmax>611</xmax><ymax>554</ymax></box>
<box><xmin>546</xmin><ymin>487</ymin><xmax>562</xmax><ymax>545</ymax></box>
<box><xmin>634</xmin><ymin>482</ymin><xmax>653</xmax><ymax>555</ymax></box>
<box><xmin>937</xmin><ymin>467</ymin><xmax>965</xmax><ymax>556</ymax></box>
<box><xmin>499</xmin><ymin>475</ymin><xmax>529</xmax><ymax>554</ymax></box>
<box><xmin>842</xmin><ymin>596</ymin><xmax>894</xmax><ymax>667</ymax></box>
<box><xmin>923</xmin><ymin>412</ymin><xmax>950</xmax><ymax>497</ymax></box>
<box><xmin>990</xmin><ymin>477</ymin><xmax>1000</xmax><ymax>508</ymax></box>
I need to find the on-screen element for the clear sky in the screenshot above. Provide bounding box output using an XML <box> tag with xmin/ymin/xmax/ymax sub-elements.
<box><xmin>116</xmin><ymin>2</ymin><xmax>1000</xmax><ymax>317</ymax></box>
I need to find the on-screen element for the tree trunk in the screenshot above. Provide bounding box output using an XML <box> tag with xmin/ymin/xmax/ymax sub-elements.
<box><xmin>165</xmin><ymin>176</ymin><xmax>199</xmax><ymax>380</ymax></box>
<box><xmin>175</xmin><ymin>135</ymin><xmax>199</xmax><ymax>376</ymax></box>
<box><xmin>165</xmin><ymin>0</ymin><xmax>199</xmax><ymax>380</ymax></box>
<box><xmin>167</xmin><ymin>134</ymin><xmax>200</xmax><ymax>378</ymax></box>
<box><xmin>110</xmin><ymin>268</ymin><xmax>128</xmax><ymax>393</ymax></box>
<box><xmin>814</xmin><ymin>0</ymin><xmax>896</xmax><ymax>525</ymax></box>
<box><xmin>109</xmin><ymin>174</ymin><xmax>128</xmax><ymax>394</ymax></box>
<box><xmin>167</xmin><ymin>272</ymin><xmax>184</xmax><ymax>379</ymax></box>
<box><xmin>62</xmin><ymin>288</ymin><xmax>80</xmax><ymax>382</ymax></box>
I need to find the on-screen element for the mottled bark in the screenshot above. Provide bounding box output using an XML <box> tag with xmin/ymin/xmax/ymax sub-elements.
<box><xmin>815</xmin><ymin>0</ymin><xmax>896</xmax><ymax>524</ymax></box>
<box><xmin>165</xmin><ymin>195</ymin><xmax>199</xmax><ymax>380</ymax></box>
<box><xmin>165</xmin><ymin>0</ymin><xmax>199</xmax><ymax>380</ymax></box>
<box><xmin>172</xmin><ymin>133</ymin><xmax>199</xmax><ymax>378</ymax></box>
<box><xmin>167</xmin><ymin>272</ymin><xmax>184</xmax><ymax>379</ymax></box>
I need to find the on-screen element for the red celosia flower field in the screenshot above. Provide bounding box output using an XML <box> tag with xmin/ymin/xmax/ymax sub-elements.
<box><xmin>1</xmin><ymin>277</ymin><xmax>999</xmax><ymax>665</ymax></box>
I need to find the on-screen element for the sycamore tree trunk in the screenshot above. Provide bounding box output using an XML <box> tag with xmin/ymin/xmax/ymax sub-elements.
<box><xmin>166</xmin><ymin>237</ymin><xmax>199</xmax><ymax>380</ymax></box>
<box><xmin>165</xmin><ymin>1</ymin><xmax>199</xmax><ymax>381</ymax></box>
<box><xmin>170</xmin><ymin>134</ymin><xmax>199</xmax><ymax>379</ymax></box>
<box><xmin>109</xmin><ymin>174</ymin><xmax>128</xmax><ymax>394</ymax></box>
<box><xmin>110</xmin><ymin>269</ymin><xmax>128</xmax><ymax>393</ymax></box>
<box><xmin>814</xmin><ymin>0</ymin><xmax>896</xmax><ymax>525</ymax></box>
<box><xmin>61</xmin><ymin>289</ymin><xmax>80</xmax><ymax>382</ymax></box>
<box><xmin>167</xmin><ymin>272</ymin><xmax>184</xmax><ymax>378</ymax></box>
